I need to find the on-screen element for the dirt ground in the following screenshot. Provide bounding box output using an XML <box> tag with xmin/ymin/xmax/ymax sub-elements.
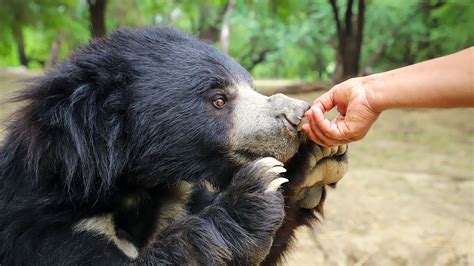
<box><xmin>1</xmin><ymin>72</ymin><xmax>473</xmax><ymax>266</ymax></box>
<box><xmin>284</xmin><ymin>91</ymin><xmax>474</xmax><ymax>266</ymax></box>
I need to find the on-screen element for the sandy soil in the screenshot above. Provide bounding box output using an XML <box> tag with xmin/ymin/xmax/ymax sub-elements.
<box><xmin>1</xmin><ymin>72</ymin><xmax>473</xmax><ymax>266</ymax></box>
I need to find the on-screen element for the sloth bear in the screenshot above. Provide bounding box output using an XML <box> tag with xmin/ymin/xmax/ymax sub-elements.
<box><xmin>0</xmin><ymin>28</ymin><xmax>348</xmax><ymax>265</ymax></box>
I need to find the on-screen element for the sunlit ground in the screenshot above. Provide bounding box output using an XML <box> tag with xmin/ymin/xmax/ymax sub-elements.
<box><xmin>1</xmin><ymin>71</ymin><xmax>473</xmax><ymax>266</ymax></box>
<box><xmin>285</xmin><ymin>90</ymin><xmax>474</xmax><ymax>266</ymax></box>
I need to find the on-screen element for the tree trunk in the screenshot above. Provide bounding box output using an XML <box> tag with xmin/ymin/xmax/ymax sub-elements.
<box><xmin>88</xmin><ymin>0</ymin><xmax>107</xmax><ymax>38</ymax></box>
<box><xmin>220</xmin><ymin>0</ymin><xmax>236</xmax><ymax>54</ymax></box>
<box><xmin>12</xmin><ymin>25</ymin><xmax>28</xmax><ymax>67</ymax></box>
<box><xmin>198</xmin><ymin>1</ymin><xmax>230</xmax><ymax>43</ymax></box>
<box><xmin>198</xmin><ymin>27</ymin><xmax>220</xmax><ymax>43</ymax></box>
<box><xmin>45</xmin><ymin>32</ymin><xmax>64</xmax><ymax>69</ymax></box>
<box><xmin>329</xmin><ymin>0</ymin><xmax>365</xmax><ymax>83</ymax></box>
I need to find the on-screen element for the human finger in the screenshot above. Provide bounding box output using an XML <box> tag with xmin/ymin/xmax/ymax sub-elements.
<box><xmin>308</xmin><ymin>107</ymin><xmax>346</xmax><ymax>141</ymax></box>
<box><xmin>305</xmin><ymin>109</ymin><xmax>345</xmax><ymax>146</ymax></box>
<box><xmin>313</xmin><ymin>91</ymin><xmax>335</xmax><ymax>113</ymax></box>
<box><xmin>309</xmin><ymin>118</ymin><xmax>346</xmax><ymax>147</ymax></box>
<box><xmin>302</xmin><ymin>124</ymin><xmax>325</xmax><ymax>146</ymax></box>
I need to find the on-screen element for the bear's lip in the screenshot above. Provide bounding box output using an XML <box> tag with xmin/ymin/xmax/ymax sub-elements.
<box><xmin>283</xmin><ymin>113</ymin><xmax>306</xmax><ymax>132</ymax></box>
<box><xmin>283</xmin><ymin>114</ymin><xmax>301</xmax><ymax>129</ymax></box>
<box><xmin>296</xmin><ymin>117</ymin><xmax>309</xmax><ymax>132</ymax></box>
<box><xmin>283</xmin><ymin>117</ymin><xmax>298</xmax><ymax>131</ymax></box>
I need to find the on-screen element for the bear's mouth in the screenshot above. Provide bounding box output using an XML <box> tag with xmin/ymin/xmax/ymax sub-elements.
<box><xmin>282</xmin><ymin>108</ymin><xmax>308</xmax><ymax>133</ymax></box>
<box><xmin>282</xmin><ymin>117</ymin><xmax>298</xmax><ymax>132</ymax></box>
<box><xmin>296</xmin><ymin>116</ymin><xmax>309</xmax><ymax>132</ymax></box>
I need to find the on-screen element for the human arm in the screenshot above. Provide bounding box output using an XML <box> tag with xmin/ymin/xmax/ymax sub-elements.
<box><xmin>303</xmin><ymin>47</ymin><xmax>474</xmax><ymax>146</ymax></box>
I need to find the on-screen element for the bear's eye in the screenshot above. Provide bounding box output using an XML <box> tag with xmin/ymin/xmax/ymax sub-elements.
<box><xmin>212</xmin><ymin>98</ymin><xmax>226</xmax><ymax>109</ymax></box>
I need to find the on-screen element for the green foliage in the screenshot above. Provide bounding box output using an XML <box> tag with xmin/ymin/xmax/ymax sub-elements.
<box><xmin>362</xmin><ymin>0</ymin><xmax>474</xmax><ymax>72</ymax></box>
<box><xmin>0</xmin><ymin>0</ymin><xmax>89</xmax><ymax>67</ymax></box>
<box><xmin>230</xmin><ymin>0</ymin><xmax>337</xmax><ymax>81</ymax></box>
<box><xmin>429</xmin><ymin>1</ymin><xmax>474</xmax><ymax>53</ymax></box>
<box><xmin>1</xmin><ymin>0</ymin><xmax>472</xmax><ymax>79</ymax></box>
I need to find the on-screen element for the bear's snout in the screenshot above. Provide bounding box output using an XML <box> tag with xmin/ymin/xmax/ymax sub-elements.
<box><xmin>269</xmin><ymin>93</ymin><xmax>310</xmax><ymax>130</ymax></box>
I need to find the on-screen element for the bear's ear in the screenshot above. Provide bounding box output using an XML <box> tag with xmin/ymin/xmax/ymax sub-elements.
<box><xmin>10</xmin><ymin>69</ymin><xmax>130</xmax><ymax>202</ymax></box>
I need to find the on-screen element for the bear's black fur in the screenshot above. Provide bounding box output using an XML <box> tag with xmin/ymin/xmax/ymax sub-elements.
<box><xmin>0</xmin><ymin>27</ymin><xmax>334</xmax><ymax>265</ymax></box>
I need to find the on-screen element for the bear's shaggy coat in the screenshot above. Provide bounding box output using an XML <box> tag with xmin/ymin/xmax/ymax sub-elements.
<box><xmin>0</xmin><ymin>28</ymin><xmax>337</xmax><ymax>265</ymax></box>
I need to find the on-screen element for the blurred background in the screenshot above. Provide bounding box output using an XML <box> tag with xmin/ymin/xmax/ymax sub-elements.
<box><xmin>0</xmin><ymin>0</ymin><xmax>473</xmax><ymax>265</ymax></box>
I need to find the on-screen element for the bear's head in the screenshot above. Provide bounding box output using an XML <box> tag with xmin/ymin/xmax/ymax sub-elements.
<box><xmin>121</xmin><ymin>28</ymin><xmax>310</xmax><ymax>187</ymax></box>
<box><xmin>120</xmin><ymin>29</ymin><xmax>309</xmax><ymax>186</ymax></box>
<box><xmin>13</xmin><ymin>28</ymin><xmax>333</xmax><ymax>199</ymax></box>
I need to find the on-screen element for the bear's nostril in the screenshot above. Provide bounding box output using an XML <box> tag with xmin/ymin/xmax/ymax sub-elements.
<box><xmin>285</xmin><ymin>104</ymin><xmax>309</xmax><ymax>127</ymax></box>
<box><xmin>283</xmin><ymin>114</ymin><xmax>300</xmax><ymax>128</ymax></box>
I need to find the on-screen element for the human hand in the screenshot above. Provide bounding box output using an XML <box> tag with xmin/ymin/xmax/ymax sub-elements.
<box><xmin>302</xmin><ymin>77</ymin><xmax>381</xmax><ymax>146</ymax></box>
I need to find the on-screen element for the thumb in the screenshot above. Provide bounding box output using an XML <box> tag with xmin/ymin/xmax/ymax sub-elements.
<box><xmin>313</xmin><ymin>90</ymin><xmax>335</xmax><ymax>113</ymax></box>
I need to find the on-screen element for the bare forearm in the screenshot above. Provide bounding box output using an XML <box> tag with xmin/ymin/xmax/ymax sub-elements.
<box><xmin>366</xmin><ymin>47</ymin><xmax>474</xmax><ymax>112</ymax></box>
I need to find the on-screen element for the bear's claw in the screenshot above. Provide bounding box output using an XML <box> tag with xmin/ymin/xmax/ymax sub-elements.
<box><xmin>267</xmin><ymin>166</ymin><xmax>287</xmax><ymax>174</ymax></box>
<box><xmin>266</xmin><ymin>177</ymin><xmax>289</xmax><ymax>193</ymax></box>
<box><xmin>253</xmin><ymin>157</ymin><xmax>288</xmax><ymax>192</ymax></box>
<box><xmin>255</xmin><ymin>157</ymin><xmax>284</xmax><ymax>168</ymax></box>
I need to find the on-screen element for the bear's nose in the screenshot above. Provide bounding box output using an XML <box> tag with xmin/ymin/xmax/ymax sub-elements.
<box><xmin>269</xmin><ymin>93</ymin><xmax>311</xmax><ymax>127</ymax></box>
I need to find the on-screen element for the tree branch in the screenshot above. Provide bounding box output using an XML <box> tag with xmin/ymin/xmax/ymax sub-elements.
<box><xmin>356</xmin><ymin>0</ymin><xmax>365</xmax><ymax>40</ymax></box>
<box><xmin>198</xmin><ymin>0</ymin><xmax>231</xmax><ymax>43</ymax></box>
<box><xmin>328</xmin><ymin>0</ymin><xmax>342</xmax><ymax>40</ymax></box>
<box><xmin>87</xmin><ymin>0</ymin><xmax>107</xmax><ymax>38</ymax></box>
<box><xmin>220</xmin><ymin>0</ymin><xmax>236</xmax><ymax>54</ymax></box>
<box><xmin>245</xmin><ymin>48</ymin><xmax>276</xmax><ymax>72</ymax></box>
<box><xmin>344</xmin><ymin>0</ymin><xmax>354</xmax><ymax>35</ymax></box>
<box><xmin>361</xmin><ymin>6</ymin><xmax>418</xmax><ymax>73</ymax></box>
<box><xmin>216</xmin><ymin>0</ymin><xmax>231</xmax><ymax>25</ymax></box>
<box><xmin>423</xmin><ymin>0</ymin><xmax>446</xmax><ymax>11</ymax></box>
<box><xmin>354</xmin><ymin>0</ymin><xmax>365</xmax><ymax>66</ymax></box>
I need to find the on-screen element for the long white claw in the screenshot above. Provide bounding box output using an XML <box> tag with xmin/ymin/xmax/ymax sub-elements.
<box><xmin>267</xmin><ymin>166</ymin><xmax>287</xmax><ymax>174</ymax></box>
<box><xmin>258</xmin><ymin>157</ymin><xmax>284</xmax><ymax>167</ymax></box>
<box><xmin>265</xmin><ymin>177</ymin><xmax>289</xmax><ymax>193</ymax></box>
